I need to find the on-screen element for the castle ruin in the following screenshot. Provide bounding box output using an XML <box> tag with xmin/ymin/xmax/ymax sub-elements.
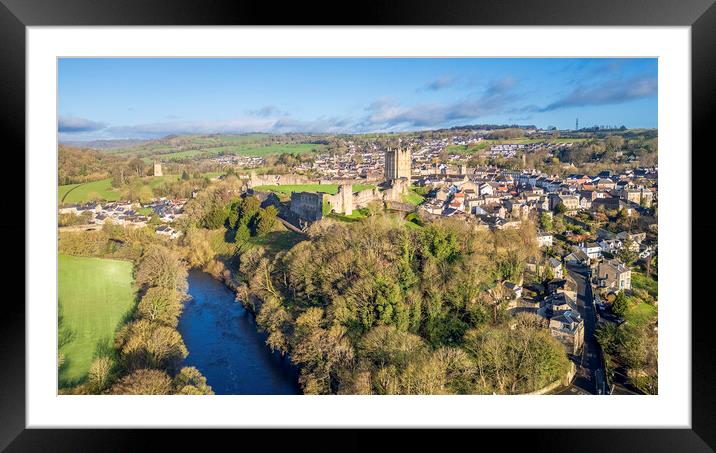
<box><xmin>384</xmin><ymin>145</ymin><xmax>411</xmax><ymax>181</ymax></box>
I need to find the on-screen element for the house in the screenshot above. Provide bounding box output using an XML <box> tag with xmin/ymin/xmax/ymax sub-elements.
<box><xmin>549</xmin><ymin>310</ymin><xmax>585</xmax><ymax>355</ymax></box>
<box><xmin>564</xmin><ymin>248</ymin><xmax>590</xmax><ymax>266</ymax></box>
<box><xmin>547</xmin><ymin>257</ymin><xmax>563</xmax><ymax>279</ymax></box>
<box><xmin>550</xmin><ymin>193</ymin><xmax>580</xmax><ymax>211</ymax></box>
<box><xmin>616</xmin><ymin>231</ymin><xmax>646</xmax><ymax>244</ymax></box>
<box><xmin>579</xmin><ymin>197</ymin><xmax>592</xmax><ymax>210</ymax></box>
<box><xmin>596</xmin><ymin>178</ymin><xmax>616</xmax><ymax>190</ymax></box>
<box><xmin>591</xmin><ymin>196</ymin><xmax>621</xmax><ymax>212</ymax></box>
<box><xmin>537</xmin><ymin>232</ymin><xmax>553</xmax><ymax>248</ymax></box>
<box><xmin>597</xmin><ymin>258</ymin><xmax>632</xmax><ymax>291</ymax></box>
<box><xmin>598</xmin><ymin>238</ymin><xmax>623</xmax><ymax>254</ymax></box>
<box><xmin>579</xmin><ymin>242</ymin><xmax>602</xmax><ymax>260</ymax></box>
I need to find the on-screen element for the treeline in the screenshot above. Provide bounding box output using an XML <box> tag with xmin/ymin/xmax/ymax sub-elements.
<box><xmin>236</xmin><ymin>217</ymin><xmax>571</xmax><ymax>394</ymax></box>
<box><xmin>58</xmin><ymin>146</ymin><xmax>125</xmax><ymax>185</ymax></box>
<box><xmin>59</xmin><ymin>226</ymin><xmax>213</xmax><ymax>395</ymax></box>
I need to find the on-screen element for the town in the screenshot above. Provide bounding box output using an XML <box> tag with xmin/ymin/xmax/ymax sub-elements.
<box><xmin>56</xmin><ymin>57</ymin><xmax>658</xmax><ymax>398</ymax></box>
<box><xmin>58</xmin><ymin>130</ymin><xmax>658</xmax><ymax>396</ymax></box>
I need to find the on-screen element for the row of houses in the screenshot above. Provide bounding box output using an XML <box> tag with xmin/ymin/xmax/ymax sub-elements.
<box><xmin>59</xmin><ymin>198</ymin><xmax>187</xmax><ymax>239</ymax></box>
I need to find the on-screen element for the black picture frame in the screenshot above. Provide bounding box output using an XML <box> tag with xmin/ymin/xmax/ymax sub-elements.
<box><xmin>2</xmin><ymin>0</ymin><xmax>713</xmax><ymax>450</ymax></box>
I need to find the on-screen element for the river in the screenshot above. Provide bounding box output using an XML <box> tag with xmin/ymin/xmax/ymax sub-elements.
<box><xmin>178</xmin><ymin>270</ymin><xmax>301</xmax><ymax>395</ymax></box>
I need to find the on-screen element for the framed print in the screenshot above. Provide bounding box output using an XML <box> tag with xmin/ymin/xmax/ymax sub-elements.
<box><xmin>2</xmin><ymin>0</ymin><xmax>714</xmax><ymax>450</ymax></box>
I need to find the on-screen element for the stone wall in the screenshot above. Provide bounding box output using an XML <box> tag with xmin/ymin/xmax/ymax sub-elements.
<box><xmin>249</xmin><ymin>172</ymin><xmax>377</xmax><ymax>188</ymax></box>
<box><xmin>290</xmin><ymin>191</ymin><xmax>324</xmax><ymax>222</ymax></box>
<box><xmin>324</xmin><ymin>179</ymin><xmax>410</xmax><ymax>215</ymax></box>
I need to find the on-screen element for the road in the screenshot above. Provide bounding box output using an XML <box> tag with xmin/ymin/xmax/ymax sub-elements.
<box><xmin>556</xmin><ymin>263</ymin><xmax>607</xmax><ymax>395</ymax></box>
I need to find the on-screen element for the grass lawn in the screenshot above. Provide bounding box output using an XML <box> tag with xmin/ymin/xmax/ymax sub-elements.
<box><xmin>58</xmin><ymin>178</ymin><xmax>121</xmax><ymax>204</ymax></box>
<box><xmin>402</xmin><ymin>189</ymin><xmax>425</xmax><ymax>206</ymax></box>
<box><xmin>254</xmin><ymin>183</ymin><xmax>375</xmax><ymax>196</ymax></box>
<box><xmin>625</xmin><ymin>302</ymin><xmax>657</xmax><ymax>326</ymax></box>
<box><xmin>328</xmin><ymin>208</ymin><xmax>370</xmax><ymax>223</ymax></box>
<box><xmin>58</xmin><ymin>254</ymin><xmax>135</xmax><ymax>387</ymax></box>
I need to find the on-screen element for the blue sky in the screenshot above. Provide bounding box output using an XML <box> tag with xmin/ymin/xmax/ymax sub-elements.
<box><xmin>58</xmin><ymin>58</ymin><xmax>657</xmax><ymax>140</ymax></box>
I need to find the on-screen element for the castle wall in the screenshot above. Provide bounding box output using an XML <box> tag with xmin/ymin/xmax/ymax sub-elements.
<box><xmin>248</xmin><ymin>172</ymin><xmax>375</xmax><ymax>188</ymax></box>
<box><xmin>289</xmin><ymin>192</ymin><xmax>324</xmax><ymax>222</ymax></box>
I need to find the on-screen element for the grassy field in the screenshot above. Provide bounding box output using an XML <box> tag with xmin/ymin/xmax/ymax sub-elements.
<box><xmin>58</xmin><ymin>172</ymin><xmax>225</xmax><ymax>205</ymax></box>
<box><xmin>158</xmin><ymin>143</ymin><xmax>325</xmax><ymax>160</ymax></box>
<box><xmin>254</xmin><ymin>183</ymin><xmax>375</xmax><ymax>196</ymax></box>
<box><xmin>58</xmin><ymin>178</ymin><xmax>121</xmax><ymax>204</ymax></box>
<box><xmin>58</xmin><ymin>254</ymin><xmax>135</xmax><ymax>387</ymax></box>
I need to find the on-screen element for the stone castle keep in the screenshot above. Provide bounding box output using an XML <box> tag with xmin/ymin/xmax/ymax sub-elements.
<box><xmin>384</xmin><ymin>146</ymin><xmax>411</xmax><ymax>181</ymax></box>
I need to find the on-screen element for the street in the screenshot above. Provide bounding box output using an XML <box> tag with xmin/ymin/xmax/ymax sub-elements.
<box><xmin>556</xmin><ymin>263</ymin><xmax>607</xmax><ymax>395</ymax></box>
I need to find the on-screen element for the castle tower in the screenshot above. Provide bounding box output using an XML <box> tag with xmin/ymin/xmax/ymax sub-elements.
<box><xmin>384</xmin><ymin>145</ymin><xmax>411</xmax><ymax>181</ymax></box>
<box><xmin>339</xmin><ymin>183</ymin><xmax>353</xmax><ymax>216</ymax></box>
<box><xmin>153</xmin><ymin>162</ymin><xmax>163</xmax><ymax>177</ymax></box>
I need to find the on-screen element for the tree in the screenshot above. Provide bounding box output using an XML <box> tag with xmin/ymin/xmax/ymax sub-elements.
<box><xmin>539</xmin><ymin>212</ymin><xmax>553</xmax><ymax>232</ymax></box>
<box><xmin>232</xmin><ymin>196</ymin><xmax>261</xmax><ymax>229</ymax></box>
<box><xmin>555</xmin><ymin>202</ymin><xmax>567</xmax><ymax>214</ymax></box>
<box><xmin>181</xmin><ymin>170</ymin><xmax>190</xmax><ymax>181</ymax></box>
<box><xmin>617</xmin><ymin>239</ymin><xmax>638</xmax><ymax>265</ymax></box>
<box><xmin>611</xmin><ymin>291</ymin><xmax>629</xmax><ymax>317</ymax></box>
<box><xmin>136</xmin><ymin>286</ymin><xmax>182</xmax><ymax>327</ymax></box>
<box><xmin>463</xmin><ymin>316</ymin><xmax>570</xmax><ymax>394</ymax></box>
<box><xmin>184</xmin><ymin>228</ymin><xmax>215</xmax><ymax>268</ymax></box>
<box><xmin>138</xmin><ymin>185</ymin><xmax>154</xmax><ymax>204</ymax></box>
<box><xmin>134</xmin><ymin>245</ymin><xmax>188</xmax><ymax>294</ymax></box>
<box><xmin>87</xmin><ymin>356</ymin><xmax>115</xmax><ymax>393</ymax></box>
<box><xmin>255</xmin><ymin>296</ymin><xmax>291</xmax><ymax>354</ymax></box>
<box><xmin>202</xmin><ymin>206</ymin><xmax>229</xmax><ymax>229</ymax></box>
<box><xmin>117</xmin><ymin>319</ymin><xmax>188</xmax><ymax>372</ymax></box>
<box><xmin>290</xmin><ymin>307</ymin><xmax>354</xmax><ymax>394</ymax></box>
<box><xmin>233</xmin><ymin>222</ymin><xmax>252</xmax><ymax>246</ymax></box>
<box><xmin>173</xmin><ymin>367</ymin><xmax>214</xmax><ymax>395</ymax></box>
<box><xmin>110</xmin><ymin>369</ymin><xmax>174</xmax><ymax>395</ymax></box>
<box><xmin>255</xmin><ymin>205</ymin><xmax>278</xmax><ymax>236</ymax></box>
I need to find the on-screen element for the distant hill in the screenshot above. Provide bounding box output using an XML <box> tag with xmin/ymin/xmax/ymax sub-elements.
<box><xmin>59</xmin><ymin>138</ymin><xmax>152</xmax><ymax>150</ymax></box>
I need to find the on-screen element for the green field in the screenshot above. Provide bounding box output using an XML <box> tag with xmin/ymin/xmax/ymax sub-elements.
<box><xmin>58</xmin><ymin>172</ymin><xmax>225</xmax><ymax>205</ymax></box>
<box><xmin>158</xmin><ymin>143</ymin><xmax>325</xmax><ymax>160</ymax></box>
<box><xmin>254</xmin><ymin>183</ymin><xmax>375</xmax><ymax>196</ymax></box>
<box><xmin>58</xmin><ymin>254</ymin><xmax>136</xmax><ymax>387</ymax></box>
<box><xmin>58</xmin><ymin>178</ymin><xmax>121</xmax><ymax>204</ymax></box>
